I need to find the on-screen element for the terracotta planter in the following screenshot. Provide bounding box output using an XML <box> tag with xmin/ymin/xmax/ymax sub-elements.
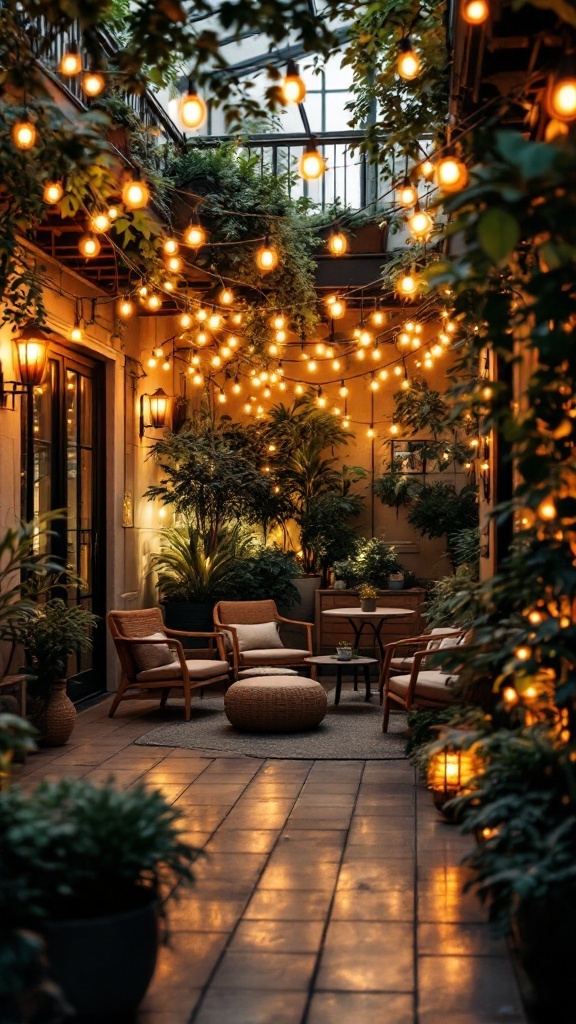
<box><xmin>33</xmin><ymin>682</ymin><xmax>76</xmax><ymax>747</ymax></box>
<box><xmin>42</xmin><ymin>895</ymin><xmax>159</xmax><ymax>1020</ymax></box>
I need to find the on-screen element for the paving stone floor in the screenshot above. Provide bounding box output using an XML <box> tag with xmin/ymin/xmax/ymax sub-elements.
<box><xmin>13</xmin><ymin>690</ymin><xmax>528</xmax><ymax>1024</ymax></box>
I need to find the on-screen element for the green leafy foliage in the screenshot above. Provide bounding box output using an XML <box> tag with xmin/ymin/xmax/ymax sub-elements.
<box><xmin>333</xmin><ymin>536</ymin><xmax>402</xmax><ymax>588</ymax></box>
<box><xmin>149</xmin><ymin>523</ymin><xmax>253</xmax><ymax>603</ymax></box>
<box><xmin>408</xmin><ymin>483</ymin><xmax>478</xmax><ymax>566</ymax></box>
<box><xmin>0</xmin><ymin>514</ymin><xmax>66</xmax><ymax>641</ymax></box>
<box><xmin>425</xmin><ymin>564</ymin><xmax>479</xmax><ymax>629</ymax></box>
<box><xmin>15</xmin><ymin>600</ymin><xmax>99</xmax><ymax>694</ymax></box>
<box><xmin>0</xmin><ymin>778</ymin><xmax>200</xmax><ymax>924</ymax></box>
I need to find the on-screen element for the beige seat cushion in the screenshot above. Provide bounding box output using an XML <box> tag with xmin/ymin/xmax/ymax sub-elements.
<box><xmin>239</xmin><ymin>648</ymin><xmax>311</xmax><ymax>665</ymax></box>
<box><xmin>132</xmin><ymin>632</ymin><xmax>175</xmax><ymax>672</ymax></box>
<box><xmin>390</xmin><ymin>656</ymin><xmax>415</xmax><ymax>672</ymax></box>
<box><xmin>136</xmin><ymin>659</ymin><xmax>229</xmax><ymax>682</ymax></box>
<box><xmin>230</xmin><ymin>621</ymin><xmax>283</xmax><ymax>653</ymax></box>
<box><xmin>389</xmin><ymin>670</ymin><xmax>457</xmax><ymax>702</ymax></box>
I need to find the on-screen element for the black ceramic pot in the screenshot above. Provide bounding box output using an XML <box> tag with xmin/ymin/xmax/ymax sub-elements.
<box><xmin>161</xmin><ymin>599</ymin><xmax>214</xmax><ymax>647</ymax></box>
<box><xmin>42</xmin><ymin>896</ymin><xmax>159</xmax><ymax>1021</ymax></box>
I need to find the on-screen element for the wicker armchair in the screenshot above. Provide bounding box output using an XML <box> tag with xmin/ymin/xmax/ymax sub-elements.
<box><xmin>108</xmin><ymin>608</ymin><xmax>231</xmax><ymax>721</ymax></box>
<box><xmin>213</xmin><ymin>599</ymin><xmax>314</xmax><ymax>680</ymax></box>
<box><xmin>380</xmin><ymin>630</ymin><xmax>466</xmax><ymax>732</ymax></box>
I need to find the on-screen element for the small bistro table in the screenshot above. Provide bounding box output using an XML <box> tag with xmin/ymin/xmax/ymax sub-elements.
<box><xmin>304</xmin><ymin>654</ymin><xmax>378</xmax><ymax>704</ymax></box>
<box><xmin>321</xmin><ymin>606</ymin><xmax>416</xmax><ymax>663</ymax></box>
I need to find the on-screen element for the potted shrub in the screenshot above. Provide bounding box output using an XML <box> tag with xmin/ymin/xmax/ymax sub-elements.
<box><xmin>358</xmin><ymin>583</ymin><xmax>378</xmax><ymax>612</ymax></box>
<box><xmin>0</xmin><ymin>778</ymin><xmax>200</xmax><ymax>1021</ymax></box>
<box><xmin>336</xmin><ymin>641</ymin><xmax>352</xmax><ymax>660</ymax></box>
<box><xmin>388</xmin><ymin>571</ymin><xmax>405</xmax><ymax>591</ymax></box>
<box><xmin>333</xmin><ymin>537</ymin><xmax>403</xmax><ymax>590</ymax></box>
<box><xmin>16</xmin><ymin>599</ymin><xmax>98</xmax><ymax>746</ymax></box>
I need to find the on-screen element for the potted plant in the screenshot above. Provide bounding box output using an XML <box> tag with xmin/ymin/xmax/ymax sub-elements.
<box><xmin>333</xmin><ymin>537</ymin><xmax>403</xmax><ymax>590</ymax></box>
<box><xmin>358</xmin><ymin>583</ymin><xmax>378</xmax><ymax>612</ymax></box>
<box><xmin>388</xmin><ymin>571</ymin><xmax>405</xmax><ymax>591</ymax></box>
<box><xmin>0</xmin><ymin>778</ymin><xmax>200</xmax><ymax>1021</ymax></box>
<box><xmin>336</xmin><ymin>640</ymin><xmax>353</xmax><ymax>660</ymax></box>
<box><xmin>17</xmin><ymin>599</ymin><xmax>98</xmax><ymax>746</ymax></box>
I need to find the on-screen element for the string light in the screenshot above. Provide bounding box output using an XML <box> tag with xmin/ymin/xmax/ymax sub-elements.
<box><xmin>179</xmin><ymin>80</ymin><xmax>207</xmax><ymax>129</ymax></box>
<box><xmin>370</xmin><ymin>377</ymin><xmax>379</xmax><ymax>391</ymax></box>
<box><xmin>12</xmin><ymin>120</ymin><xmax>37</xmax><ymax>149</ymax></box>
<box><xmin>276</xmin><ymin>329</ymin><xmax>287</xmax><ymax>343</ymax></box>
<box><xmin>122</xmin><ymin>177</ymin><xmax>149</xmax><ymax>210</ymax></box>
<box><xmin>397</xmin><ymin>177</ymin><xmax>418</xmax><ymax>208</ymax></box>
<box><xmin>514</xmin><ymin>646</ymin><xmax>531</xmax><ymax>661</ymax></box>
<box><xmin>179</xmin><ymin>311</ymin><xmax>193</xmax><ymax>329</ymax></box>
<box><xmin>538</xmin><ymin>498</ymin><xmax>557</xmax><ymax>520</ymax></box>
<box><xmin>208</xmin><ymin>310</ymin><xmax>222</xmax><ymax>330</ymax></box>
<box><xmin>434</xmin><ymin>155</ymin><xmax>469</xmax><ymax>193</ymax></box>
<box><xmin>146</xmin><ymin>293</ymin><xmax>162</xmax><ymax>311</ymax></box>
<box><xmin>408</xmin><ymin>203</ymin><xmax>433</xmax><ymax>239</ymax></box>
<box><xmin>60</xmin><ymin>42</ymin><xmax>82</xmax><ymax>76</ymax></box>
<box><xmin>197</xmin><ymin>307</ymin><xmax>208</xmax><ymax>322</ymax></box>
<box><xmin>390</xmin><ymin>420</ymin><xmax>400</xmax><ymax>435</ymax></box>
<box><xmin>161</xmin><ymin>357</ymin><xmax>171</xmax><ymax>371</ymax></box>
<box><xmin>232</xmin><ymin>381</ymin><xmax>241</xmax><ymax>394</ymax></box>
<box><xmin>420</xmin><ymin>158</ymin><xmax>434</xmax><ymax>180</ymax></box>
<box><xmin>107</xmin><ymin>206</ymin><xmax>118</xmax><ymax>221</ymax></box>
<box><xmin>367</xmin><ymin>425</ymin><xmax>375</xmax><ymax>438</ymax></box>
<box><xmin>298</xmin><ymin>137</ymin><xmax>326</xmax><ymax>180</ymax></box>
<box><xmin>117</xmin><ymin>297</ymin><xmax>135</xmax><ymax>319</ymax></box>
<box><xmin>218</xmin><ymin>388</ymin><xmax>227</xmax><ymax>404</ymax></box>
<box><xmin>219</xmin><ymin>286</ymin><xmax>234</xmax><ymax>305</ymax></box>
<box><xmin>371</xmin><ymin>308</ymin><xmax>386</xmax><ymax>326</ymax></box>
<box><xmin>81</xmin><ymin>71</ymin><xmax>105</xmax><ymax>97</ymax></box>
<box><xmin>70</xmin><ymin>323</ymin><xmax>83</xmax><ymax>342</ymax></box>
<box><xmin>339</xmin><ymin>381</ymin><xmax>349</xmax><ymax>397</ymax></box>
<box><xmin>184</xmin><ymin>222</ymin><xmax>206</xmax><ymax>247</ymax></box>
<box><xmin>271</xmin><ymin>314</ymin><xmax>286</xmax><ymax>330</ymax></box>
<box><xmin>397</xmin><ymin>38</ymin><xmax>421</xmax><ymax>80</ymax></box>
<box><xmin>281</xmin><ymin>59</ymin><xmax>306</xmax><ymax>104</ymax></box>
<box><xmin>43</xmin><ymin>181</ymin><xmax>63</xmax><ymax>204</ymax></box>
<box><xmin>256</xmin><ymin>238</ymin><xmax>279</xmax><ymax>272</ymax></box>
<box><xmin>379</xmin><ymin>369</ymin><xmax>388</xmax><ymax>381</ymax></box>
<box><xmin>90</xmin><ymin>211</ymin><xmax>111</xmax><ymax>233</ymax></box>
<box><xmin>397</xmin><ymin>270</ymin><xmax>419</xmax><ymax>297</ymax></box>
<box><xmin>546</xmin><ymin>62</ymin><xmax>576</xmax><ymax>122</ymax></box>
<box><xmin>332</xmin><ymin>358</ymin><xmax>341</xmax><ymax>371</ymax></box>
<box><xmin>461</xmin><ymin>0</ymin><xmax>489</xmax><ymax>23</ymax></box>
<box><xmin>78</xmin><ymin>233</ymin><xmax>101</xmax><ymax>258</ymax></box>
<box><xmin>327</xmin><ymin>225</ymin><xmax>348</xmax><ymax>255</ymax></box>
<box><xmin>327</xmin><ymin>296</ymin><xmax>346</xmax><ymax>319</ymax></box>
<box><xmin>193</xmin><ymin>372</ymin><xmax>203</xmax><ymax>387</ymax></box>
<box><xmin>163</xmin><ymin>238</ymin><xmax>179</xmax><ymax>256</ymax></box>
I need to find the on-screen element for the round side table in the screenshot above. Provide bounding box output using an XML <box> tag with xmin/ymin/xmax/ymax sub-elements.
<box><xmin>304</xmin><ymin>655</ymin><xmax>378</xmax><ymax>704</ymax></box>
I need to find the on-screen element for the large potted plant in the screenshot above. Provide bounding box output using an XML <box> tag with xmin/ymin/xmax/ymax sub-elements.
<box><xmin>17</xmin><ymin>599</ymin><xmax>98</xmax><ymax>746</ymax></box>
<box><xmin>333</xmin><ymin>536</ymin><xmax>403</xmax><ymax>590</ymax></box>
<box><xmin>0</xmin><ymin>778</ymin><xmax>199</xmax><ymax>1021</ymax></box>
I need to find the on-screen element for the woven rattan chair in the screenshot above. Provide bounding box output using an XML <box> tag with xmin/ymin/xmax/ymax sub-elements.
<box><xmin>213</xmin><ymin>599</ymin><xmax>314</xmax><ymax>680</ymax></box>
<box><xmin>380</xmin><ymin>630</ymin><xmax>465</xmax><ymax>732</ymax></box>
<box><xmin>108</xmin><ymin>608</ymin><xmax>231</xmax><ymax>721</ymax></box>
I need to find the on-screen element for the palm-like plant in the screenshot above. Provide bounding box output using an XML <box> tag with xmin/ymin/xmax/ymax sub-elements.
<box><xmin>149</xmin><ymin>524</ymin><xmax>253</xmax><ymax>603</ymax></box>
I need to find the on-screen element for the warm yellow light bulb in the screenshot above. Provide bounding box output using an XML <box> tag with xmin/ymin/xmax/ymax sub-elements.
<box><xmin>339</xmin><ymin>384</ymin><xmax>348</xmax><ymax>397</ymax></box>
<box><xmin>397</xmin><ymin>41</ymin><xmax>421</xmax><ymax>80</ymax></box>
<box><xmin>379</xmin><ymin>369</ymin><xmax>388</xmax><ymax>381</ymax></box>
<box><xmin>78</xmin><ymin>233</ymin><xmax>101</xmax><ymax>258</ymax></box>
<box><xmin>397</xmin><ymin>182</ymin><xmax>418</xmax><ymax>208</ymax></box>
<box><xmin>70</xmin><ymin>326</ymin><xmax>83</xmax><ymax>342</ymax></box>
<box><xmin>461</xmin><ymin>0</ymin><xmax>489</xmax><ymax>23</ymax></box>
<box><xmin>208</xmin><ymin>312</ymin><xmax>222</xmax><ymax>330</ymax></box>
<box><xmin>165</xmin><ymin>255</ymin><xmax>182</xmax><ymax>273</ymax></box>
<box><xmin>370</xmin><ymin>379</ymin><xmax>379</xmax><ymax>391</ymax></box>
<box><xmin>163</xmin><ymin>238</ymin><xmax>179</xmax><ymax>256</ymax></box>
<box><xmin>122</xmin><ymin>179</ymin><xmax>149</xmax><ymax>210</ymax></box>
<box><xmin>60</xmin><ymin>48</ymin><xmax>82</xmax><ymax>76</ymax></box>
<box><xmin>390</xmin><ymin>423</ymin><xmax>399</xmax><ymax>435</ymax></box>
<box><xmin>117</xmin><ymin>298</ymin><xmax>135</xmax><ymax>319</ymax></box>
<box><xmin>281</xmin><ymin>63</ymin><xmax>306</xmax><ymax>105</ymax></box>
<box><xmin>146</xmin><ymin>293</ymin><xmax>162</xmax><ymax>311</ymax></box>
<box><xmin>179</xmin><ymin>312</ymin><xmax>193</xmax><ymax>329</ymax></box>
<box><xmin>328</xmin><ymin>298</ymin><xmax>346</xmax><ymax>319</ymax></box>
<box><xmin>299</xmin><ymin>145</ymin><xmax>326</xmax><ymax>181</ymax></box>
<box><xmin>371</xmin><ymin>310</ymin><xmax>385</xmax><ymax>326</ymax></box>
<box><xmin>272</xmin><ymin>314</ymin><xmax>286</xmax><ymax>330</ymax></box>
<box><xmin>219</xmin><ymin>287</ymin><xmax>233</xmax><ymax>305</ymax></box>
<box><xmin>367</xmin><ymin>426</ymin><xmax>375</xmax><ymax>438</ymax></box>
<box><xmin>434</xmin><ymin>156</ymin><xmax>469</xmax><ymax>193</ymax></box>
<box><xmin>43</xmin><ymin>181</ymin><xmax>64</xmax><ymax>204</ymax></box>
<box><xmin>91</xmin><ymin>211</ymin><xmax>111</xmax><ymax>233</ymax></box>
<box><xmin>547</xmin><ymin>75</ymin><xmax>576</xmax><ymax>122</ymax></box>
<box><xmin>421</xmin><ymin>159</ymin><xmax>434</xmax><ymax>179</ymax></box>
<box><xmin>397</xmin><ymin>272</ymin><xmax>419</xmax><ymax>297</ymax></box>
<box><xmin>12</xmin><ymin>120</ymin><xmax>37</xmax><ymax>150</ymax></box>
<box><xmin>184</xmin><ymin>223</ymin><xmax>206</xmax><ymax>247</ymax></box>
<box><xmin>538</xmin><ymin>498</ymin><xmax>556</xmax><ymax>520</ymax></box>
<box><xmin>193</xmin><ymin>373</ymin><xmax>203</xmax><ymax>387</ymax></box>
<box><xmin>514</xmin><ymin>646</ymin><xmax>531</xmax><ymax>661</ymax></box>
<box><xmin>256</xmin><ymin>241</ymin><xmax>279</xmax><ymax>272</ymax></box>
<box><xmin>179</xmin><ymin>88</ymin><xmax>207</xmax><ymax>130</ymax></box>
<box><xmin>332</xmin><ymin>359</ymin><xmax>341</xmax><ymax>371</ymax></box>
<box><xmin>408</xmin><ymin>207</ymin><xmax>433</xmax><ymax>239</ymax></box>
<box><xmin>81</xmin><ymin>71</ymin><xmax>105</xmax><ymax>97</ymax></box>
<box><xmin>328</xmin><ymin>230</ymin><xmax>348</xmax><ymax>256</ymax></box>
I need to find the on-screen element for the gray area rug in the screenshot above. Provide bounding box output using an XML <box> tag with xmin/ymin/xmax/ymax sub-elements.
<box><xmin>135</xmin><ymin>687</ymin><xmax>408</xmax><ymax>760</ymax></box>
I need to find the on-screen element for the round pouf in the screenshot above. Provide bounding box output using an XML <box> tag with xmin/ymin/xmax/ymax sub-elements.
<box><xmin>237</xmin><ymin>666</ymin><xmax>298</xmax><ymax>679</ymax></box>
<box><xmin>224</xmin><ymin>677</ymin><xmax>327</xmax><ymax>733</ymax></box>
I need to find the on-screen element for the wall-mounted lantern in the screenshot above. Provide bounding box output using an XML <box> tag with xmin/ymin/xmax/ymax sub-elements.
<box><xmin>139</xmin><ymin>387</ymin><xmax>171</xmax><ymax>438</ymax></box>
<box><xmin>0</xmin><ymin>324</ymin><xmax>50</xmax><ymax>409</ymax></box>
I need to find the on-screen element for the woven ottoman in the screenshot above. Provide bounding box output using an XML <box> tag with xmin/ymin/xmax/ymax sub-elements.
<box><xmin>224</xmin><ymin>677</ymin><xmax>327</xmax><ymax>733</ymax></box>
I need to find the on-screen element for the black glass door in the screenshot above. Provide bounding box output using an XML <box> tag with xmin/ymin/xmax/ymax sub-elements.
<box><xmin>22</xmin><ymin>345</ymin><xmax>106</xmax><ymax>701</ymax></box>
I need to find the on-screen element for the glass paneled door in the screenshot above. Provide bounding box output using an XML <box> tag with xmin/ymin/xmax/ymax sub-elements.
<box><xmin>21</xmin><ymin>344</ymin><xmax>106</xmax><ymax>701</ymax></box>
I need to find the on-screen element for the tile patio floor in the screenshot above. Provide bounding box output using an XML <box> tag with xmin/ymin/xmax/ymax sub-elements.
<box><xmin>13</xmin><ymin>690</ymin><xmax>527</xmax><ymax>1024</ymax></box>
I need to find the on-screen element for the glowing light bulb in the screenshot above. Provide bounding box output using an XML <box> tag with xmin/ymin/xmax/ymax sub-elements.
<box><xmin>228</xmin><ymin>336</ymin><xmax>239</xmax><ymax>349</ymax></box>
<box><xmin>379</xmin><ymin>369</ymin><xmax>389</xmax><ymax>381</ymax></box>
<box><xmin>538</xmin><ymin>498</ymin><xmax>556</xmax><ymax>520</ymax></box>
<box><xmin>398</xmin><ymin>332</ymin><xmax>410</xmax><ymax>346</ymax></box>
<box><xmin>81</xmin><ymin>71</ymin><xmax>105</xmax><ymax>97</ymax></box>
<box><xmin>547</xmin><ymin>67</ymin><xmax>576</xmax><ymax>122</ymax></box>
<box><xmin>332</xmin><ymin>359</ymin><xmax>341</xmax><ymax>371</ymax></box>
<box><xmin>514</xmin><ymin>646</ymin><xmax>531</xmax><ymax>661</ymax></box>
<box><xmin>434</xmin><ymin>156</ymin><xmax>469</xmax><ymax>193</ymax></box>
<box><xmin>315</xmin><ymin>343</ymin><xmax>326</xmax><ymax>355</ymax></box>
<box><xmin>163</xmin><ymin>238</ymin><xmax>179</xmax><ymax>256</ymax></box>
<box><xmin>162</xmin><ymin>358</ymin><xmax>171</xmax><ymax>371</ymax></box>
<box><xmin>211</xmin><ymin>355</ymin><xmax>222</xmax><ymax>368</ymax></box>
<box><xmin>218</xmin><ymin>389</ymin><xmax>227</xmax><ymax>404</ymax></box>
<box><xmin>272</xmin><ymin>314</ymin><xmax>286</xmax><ymax>330</ymax></box>
<box><xmin>367</xmin><ymin>426</ymin><xmax>375</xmax><ymax>438</ymax></box>
<box><xmin>359</xmin><ymin>329</ymin><xmax>373</xmax><ymax>346</ymax></box>
<box><xmin>43</xmin><ymin>181</ymin><xmax>63</xmax><ymax>204</ymax></box>
<box><xmin>256</xmin><ymin>239</ymin><xmax>279</xmax><ymax>272</ymax></box>
<box><xmin>122</xmin><ymin>179</ymin><xmax>149</xmax><ymax>210</ymax></box>
<box><xmin>179</xmin><ymin>312</ymin><xmax>193</xmax><ymax>329</ymax></box>
<box><xmin>208</xmin><ymin>312</ymin><xmax>222</xmax><ymax>330</ymax></box>
<box><xmin>397</xmin><ymin>38</ymin><xmax>421</xmax><ymax>80</ymax></box>
<box><xmin>371</xmin><ymin>309</ymin><xmax>386</xmax><ymax>326</ymax></box>
<box><xmin>394</xmin><ymin>365</ymin><xmax>403</xmax><ymax>377</ymax></box>
<box><xmin>232</xmin><ymin>382</ymin><xmax>241</xmax><ymax>394</ymax></box>
<box><xmin>107</xmin><ymin>206</ymin><xmax>118</xmax><ymax>221</ymax></box>
<box><xmin>179</xmin><ymin>81</ymin><xmax>207</xmax><ymax>129</ymax></box>
<box><xmin>420</xmin><ymin>158</ymin><xmax>434</xmax><ymax>179</ymax></box>
<box><xmin>356</xmin><ymin>349</ymin><xmax>365</xmax><ymax>361</ymax></box>
<box><xmin>219</xmin><ymin>287</ymin><xmax>233</xmax><ymax>305</ymax></box>
<box><xmin>328</xmin><ymin>298</ymin><xmax>346</xmax><ymax>319</ymax></box>
<box><xmin>12</xmin><ymin>120</ymin><xmax>37</xmax><ymax>150</ymax></box>
<box><xmin>545</xmin><ymin>118</ymin><xmax>570</xmax><ymax>142</ymax></box>
<box><xmin>117</xmin><ymin>297</ymin><xmax>135</xmax><ymax>319</ymax></box>
<box><xmin>60</xmin><ymin>44</ymin><xmax>82</xmax><ymax>76</ymax></box>
<box><xmin>166</xmin><ymin>255</ymin><xmax>182</xmax><ymax>273</ymax></box>
<box><xmin>343</xmin><ymin>418</ymin><xmax>350</xmax><ymax>429</ymax></box>
<box><xmin>370</xmin><ymin>379</ymin><xmax>379</xmax><ymax>391</ymax></box>
<box><xmin>91</xmin><ymin>211</ymin><xmax>111</xmax><ymax>233</ymax></box>
<box><xmin>281</xmin><ymin>60</ymin><xmax>306</xmax><ymax>104</ymax></box>
<box><xmin>193</xmin><ymin>373</ymin><xmax>203</xmax><ymax>386</ymax></box>
<box><xmin>339</xmin><ymin>383</ymin><xmax>349</xmax><ymax>397</ymax></box>
<box><xmin>397</xmin><ymin>178</ymin><xmax>418</xmax><ymax>208</ymax></box>
<box><xmin>146</xmin><ymin>293</ymin><xmax>162</xmax><ymax>311</ymax></box>
<box><xmin>299</xmin><ymin>138</ymin><xmax>326</xmax><ymax>181</ymax></box>
<box><xmin>317</xmin><ymin>393</ymin><xmax>327</xmax><ymax>408</ymax></box>
<box><xmin>184</xmin><ymin>223</ymin><xmax>206</xmax><ymax>247</ymax></box>
<box><xmin>397</xmin><ymin>271</ymin><xmax>419</xmax><ymax>297</ymax></box>
<box><xmin>307</xmin><ymin>360</ymin><xmax>317</xmax><ymax>372</ymax></box>
<box><xmin>78</xmin><ymin>233</ymin><xmax>100</xmax><ymax>258</ymax></box>
<box><xmin>408</xmin><ymin>206</ymin><xmax>433</xmax><ymax>239</ymax></box>
<box><xmin>390</xmin><ymin>422</ymin><xmax>399</xmax><ymax>435</ymax></box>
<box><xmin>401</xmin><ymin>378</ymin><xmax>410</xmax><ymax>390</ymax></box>
<box><xmin>462</xmin><ymin>0</ymin><xmax>489</xmax><ymax>23</ymax></box>
<box><xmin>502</xmin><ymin>686</ymin><xmax>518</xmax><ymax>705</ymax></box>
<box><xmin>197</xmin><ymin>308</ymin><xmax>208</xmax><ymax>322</ymax></box>
<box><xmin>276</xmin><ymin>330</ymin><xmax>287</xmax><ymax>343</ymax></box>
<box><xmin>328</xmin><ymin>229</ymin><xmax>348</xmax><ymax>256</ymax></box>
<box><xmin>295</xmin><ymin>383</ymin><xmax>304</xmax><ymax>395</ymax></box>
<box><xmin>197</xmin><ymin>331</ymin><xmax>207</xmax><ymax>345</ymax></box>
<box><xmin>69</xmin><ymin>325</ymin><xmax>83</xmax><ymax>342</ymax></box>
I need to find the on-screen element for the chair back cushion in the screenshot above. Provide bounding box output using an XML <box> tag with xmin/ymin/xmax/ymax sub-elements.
<box><xmin>132</xmin><ymin>632</ymin><xmax>175</xmax><ymax>672</ymax></box>
<box><xmin>215</xmin><ymin>600</ymin><xmax>277</xmax><ymax>625</ymax></box>
<box><xmin>110</xmin><ymin>608</ymin><xmax>165</xmax><ymax>638</ymax></box>
<box><xmin>231</xmin><ymin>621</ymin><xmax>284</xmax><ymax>653</ymax></box>
<box><xmin>426</xmin><ymin>626</ymin><xmax>462</xmax><ymax>651</ymax></box>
